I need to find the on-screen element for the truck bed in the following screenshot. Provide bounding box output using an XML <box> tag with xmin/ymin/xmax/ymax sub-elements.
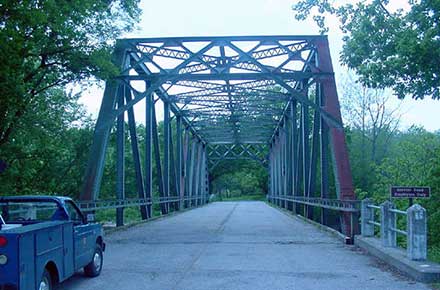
<box><xmin>0</xmin><ymin>221</ymin><xmax>69</xmax><ymax>234</ymax></box>
<box><xmin>0</xmin><ymin>221</ymin><xmax>75</xmax><ymax>289</ymax></box>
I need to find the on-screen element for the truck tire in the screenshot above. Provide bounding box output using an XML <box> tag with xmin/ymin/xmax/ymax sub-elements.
<box><xmin>84</xmin><ymin>244</ymin><xmax>103</xmax><ymax>277</ymax></box>
<box><xmin>39</xmin><ymin>269</ymin><xmax>52</xmax><ymax>290</ymax></box>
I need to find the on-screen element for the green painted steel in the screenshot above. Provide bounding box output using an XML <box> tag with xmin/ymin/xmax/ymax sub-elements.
<box><xmin>116</xmin><ymin>89</ymin><xmax>125</xmax><ymax>226</ymax></box>
<box><xmin>80</xmin><ymin>35</ymin><xmax>356</xmax><ymax>236</ymax></box>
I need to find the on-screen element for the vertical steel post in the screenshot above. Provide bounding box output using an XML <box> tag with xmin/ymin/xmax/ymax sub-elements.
<box><xmin>164</xmin><ymin>101</ymin><xmax>170</xmax><ymax>213</ymax></box>
<box><xmin>125</xmin><ymin>88</ymin><xmax>148</xmax><ymax>220</ymax></box>
<box><xmin>169</xmin><ymin>122</ymin><xmax>178</xmax><ymax>211</ymax></box>
<box><xmin>296</xmin><ymin>113</ymin><xmax>303</xmax><ymax>214</ymax></box>
<box><xmin>302</xmin><ymin>103</ymin><xmax>310</xmax><ymax>217</ymax></box>
<box><xmin>199</xmin><ymin>147</ymin><xmax>205</xmax><ymax>204</ymax></box>
<box><xmin>183</xmin><ymin>129</ymin><xmax>190</xmax><ymax>208</ymax></box>
<box><xmin>194</xmin><ymin>141</ymin><xmax>202</xmax><ymax>207</ymax></box>
<box><xmin>280</xmin><ymin>128</ymin><xmax>286</xmax><ymax>208</ymax></box>
<box><xmin>269</xmin><ymin>145</ymin><xmax>274</xmax><ymax>202</ymax></box>
<box><xmin>197</xmin><ymin>142</ymin><xmax>203</xmax><ymax>205</ymax></box>
<box><xmin>273</xmin><ymin>137</ymin><xmax>278</xmax><ymax>205</ymax></box>
<box><xmin>116</xmin><ymin>88</ymin><xmax>125</xmax><ymax>227</ymax></box>
<box><xmin>277</xmin><ymin>137</ymin><xmax>282</xmax><ymax>206</ymax></box>
<box><xmin>286</xmin><ymin>113</ymin><xmax>293</xmax><ymax>211</ymax></box>
<box><xmin>176</xmin><ymin>116</ymin><xmax>183</xmax><ymax>210</ymax></box>
<box><xmin>273</xmin><ymin>142</ymin><xmax>277</xmax><ymax>204</ymax></box>
<box><xmin>319</xmin><ymin>82</ymin><xmax>330</xmax><ymax>225</ymax></box>
<box><xmin>145</xmin><ymin>91</ymin><xmax>153</xmax><ymax>218</ymax></box>
<box><xmin>204</xmin><ymin>146</ymin><xmax>209</xmax><ymax>203</ymax></box>
<box><xmin>201</xmin><ymin>144</ymin><xmax>207</xmax><ymax>204</ymax></box>
<box><xmin>307</xmin><ymin>88</ymin><xmax>321</xmax><ymax>220</ymax></box>
<box><xmin>188</xmin><ymin>138</ymin><xmax>197</xmax><ymax>207</ymax></box>
<box><xmin>200</xmin><ymin>144</ymin><xmax>206</xmax><ymax>204</ymax></box>
<box><xmin>290</xmin><ymin>100</ymin><xmax>298</xmax><ymax>213</ymax></box>
<box><xmin>152</xmin><ymin>103</ymin><xmax>166</xmax><ymax>215</ymax></box>
<box><xmin>272</xmin><ymin>140</ymin><xmax>276</xmax><ymax>204</ymax></box>
<box><xmin>282</xmin><ymin>125</ymin><xmax>287</xmax><ymax>208</ymax></box>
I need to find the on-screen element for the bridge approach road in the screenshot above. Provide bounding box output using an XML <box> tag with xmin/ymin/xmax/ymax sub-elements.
<box><xmin>60</xmin><ymin>201</ymin><xmax>429</xmax><ymax>290</ymax></box>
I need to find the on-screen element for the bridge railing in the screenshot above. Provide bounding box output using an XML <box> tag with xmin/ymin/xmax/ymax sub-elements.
<box><xmin>267</xmin><ymin>195</ymin><xmax>360</xmax><ymax>243</ymax></box>
<box><xmin>361</xmin><ymin>198</ymin><xmax>427</xmax><ymax>261</ymax></box>
<box><xmin>77</xmin><ymin>195</ymin><xmax>207</xmax><ymax>224</ymax></box>
<box><xmin>267</xmin><ymin>196</ymin><xmax>359</xmax><ymax>212</ymax></box>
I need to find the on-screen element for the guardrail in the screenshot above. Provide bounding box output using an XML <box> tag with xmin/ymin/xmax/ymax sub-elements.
<box><xmin>361</xmin><ymin>199</ymin><xmax>427</xmax><ymax>261</ymax></box>
<box><xmin>268</xmin><ymin>195</ymin><xmax>359</xmax><ymax>212</ymax></box>
<box><xmin>267</xmin><ymin>195</ymin><xmax>360</xmax><ymax>242</ymax></box>
<box><xmin>77</xmin><ymin>196</ymin><xmax>206</xmax><ymax>211</ymax></box>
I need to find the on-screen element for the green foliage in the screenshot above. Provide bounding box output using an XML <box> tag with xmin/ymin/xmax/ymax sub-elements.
<box><xmin>211</xmin><ymin>160</ymin><xmax>268</xmax><ymax>199</ymax></box>
<box><xmin>0</xmin><ymin>0</ymin><xmax>141</xmax><ymax>146</ymax></box>
<box><xmin>347</xmin><ymin>124</ymin><xmax>440</xmax><ymax>255</ymax></box>
<box><xmin>96</xmin><ymin>207</ymin><xmax>141</xmax><ymax>224</ymax></box>
<box><xmin>0</xmin><ymin>88</ymin><xmax>94</xmax><ymax>196</ymax></box>
<box><xmin>429</xmin><ymin>246</ymin><xmax>440</xmax><ymax>264</ymax></box>
<box><xmin>292</xmin><ymin>0</ymin><xmax>440</xmax><ymax>99</ymax></box>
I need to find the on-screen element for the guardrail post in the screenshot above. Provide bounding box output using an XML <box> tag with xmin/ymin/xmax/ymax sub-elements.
<box><xmin>407</xmin><ymin>204</ymin><xmax>427</xmax><ymax>261</ymax></box>
<box><xmin>389</xmin><ymin>203</ymin><xmax>397</xmax><ymax>247</ymax></box>
<box><xmin>380</xmin><ymin>201</ymin><xmax>396</xmax><ymax>247</ymax></box>
<box><xmin>361</xmin><ymin>199</ymin><xmax>374</xmax><ymax>237</ymax></box>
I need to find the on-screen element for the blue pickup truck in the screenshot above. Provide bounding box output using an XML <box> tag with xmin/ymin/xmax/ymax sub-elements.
<box><xmin>0</xmin><ymin>196</ymin><xmax>105</xmax><ymax>290</ymax></box>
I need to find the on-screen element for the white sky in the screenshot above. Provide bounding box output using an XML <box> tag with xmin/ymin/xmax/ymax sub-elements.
<box><xmin>79</xmin><ymin>0</ymin><xmax>439</xmax><ymax>132</ymax></box>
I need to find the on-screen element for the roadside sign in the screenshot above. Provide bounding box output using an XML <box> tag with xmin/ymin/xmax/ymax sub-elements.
<box><xmin>390</xmin><ymin>186</ymin><xmax>431</xmax><ymax>198</ymax></box>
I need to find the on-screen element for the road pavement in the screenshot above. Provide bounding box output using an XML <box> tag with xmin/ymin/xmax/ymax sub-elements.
<box><xmin>60</xmin><ymin>201</ymin><xmax>429</xmax><ymax>290</ymax></box>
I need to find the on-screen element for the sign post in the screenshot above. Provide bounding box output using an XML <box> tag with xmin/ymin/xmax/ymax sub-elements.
<box><xmin>390</xmin><ymin>186</ymin><xmax>431</xmax><ymax>206</ymax></box>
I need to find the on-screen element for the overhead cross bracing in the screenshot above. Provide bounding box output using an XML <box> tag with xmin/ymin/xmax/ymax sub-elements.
<box><xmin>117</xmin><ymin>35</ymin><xmax>331</xmax><ymax>145</ymax></box>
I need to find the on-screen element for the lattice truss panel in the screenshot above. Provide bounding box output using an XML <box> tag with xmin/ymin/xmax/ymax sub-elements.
<box><xmin>117</xmin><ymin>36</ymin><xmax>337</xmax><ymax>145</ymax></box>
<box><xmin>207</xmin><ymin>143</ymin><xmax>269</xmax><ymax>170</ymax></box>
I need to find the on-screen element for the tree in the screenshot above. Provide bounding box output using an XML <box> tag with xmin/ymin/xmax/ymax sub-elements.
<box><xmin>373</xmin><ymin>127</ymin><xmax>439</xmax><ymax>195</ymax></box>
<box><xmin>0</xmin><ymin>0</ymin><xmax>141</xmax><ymax>147</ymax></box>
<box><xmin>292</xmin><ymin>0</ymin><xmax>440</xmax><ymax>99</ymax></box>
<box><xmin>0</xmin><ymin>88</ymin><xmax>94</xmax><ymax>196</ymax></box>
<box><xmin>211</xmin><ymin>159</ymin><xmax>268</xmax><ymax>198</ymax></box>
<box><xmin>340</xmin><ymin>72</ymin><xmax>401</xmax><ymax>190</ymax></box>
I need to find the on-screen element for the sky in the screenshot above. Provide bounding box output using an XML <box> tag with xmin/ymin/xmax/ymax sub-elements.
<box><xmin>79</xmin><ymin>0</ymin><xmax>439</xmax><ymax>131</ymax></box>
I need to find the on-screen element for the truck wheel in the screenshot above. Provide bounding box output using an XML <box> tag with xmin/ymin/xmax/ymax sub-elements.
<box><xmin>39</xmin><ymin>269</ymin><xmax>52</xmax><ymax>290</ymax></box>
<box><xmin>84</xmin><ymin>244</ymin><xmax>103</xmax><ymax>277</ymax></box>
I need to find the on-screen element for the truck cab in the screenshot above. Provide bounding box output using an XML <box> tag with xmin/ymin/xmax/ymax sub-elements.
<box><xmin>0</xmin><ymin>196</ymin><xmax>105</xmax><ymax>290</ymax></box>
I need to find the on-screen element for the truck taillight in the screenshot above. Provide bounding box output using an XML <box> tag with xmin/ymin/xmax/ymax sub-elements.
<box><xmin>0</xmin><ymin>235</ymin><xmax>7</xmax><ymax>247</ymax></box>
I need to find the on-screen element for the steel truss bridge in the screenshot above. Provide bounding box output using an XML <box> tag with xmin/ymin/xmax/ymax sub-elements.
<box><xmin>80</xmin><ymin>35</ymin><xmax>357</xmax><ymax>236</ymax></box>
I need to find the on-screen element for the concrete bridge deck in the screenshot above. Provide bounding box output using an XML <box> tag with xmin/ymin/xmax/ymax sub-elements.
<box><xmin>61</xmin><ymin>201</ymin><xmax>429</xmax><ymax>290</ymax></box>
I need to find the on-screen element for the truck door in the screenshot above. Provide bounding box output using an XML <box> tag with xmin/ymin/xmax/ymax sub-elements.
<box><xmin>64</xmin><ymin>201</ymin><xmax>95</xmax><ymax>270</ymax></box>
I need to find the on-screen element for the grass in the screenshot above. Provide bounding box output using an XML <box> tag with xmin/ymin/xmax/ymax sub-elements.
<box><xmin>95</xmin><ymin>204</ymin><xmax>171</xmax><ymax>225</ymax></box>
<box><xmin>95</xmin><ymin>207</ymin><xmax>141</xmax><ymax>224</ymax></box>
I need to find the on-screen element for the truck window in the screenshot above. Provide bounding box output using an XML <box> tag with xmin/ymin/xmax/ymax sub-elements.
<box><xmin>0</xmin><ymin>201</ymin><xmax>59</xmax><ymax>222</ymax></box>
<box><xmin>65</xmin><ymin>201</ymin><xmax>84</xmax><ymax>224</ymax></box>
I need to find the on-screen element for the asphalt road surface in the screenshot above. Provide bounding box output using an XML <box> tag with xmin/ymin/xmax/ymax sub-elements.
<box><xmin>59</xmin><ymin>201</ymin><xmax>429</xmax><ymax>290</ymax></box>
